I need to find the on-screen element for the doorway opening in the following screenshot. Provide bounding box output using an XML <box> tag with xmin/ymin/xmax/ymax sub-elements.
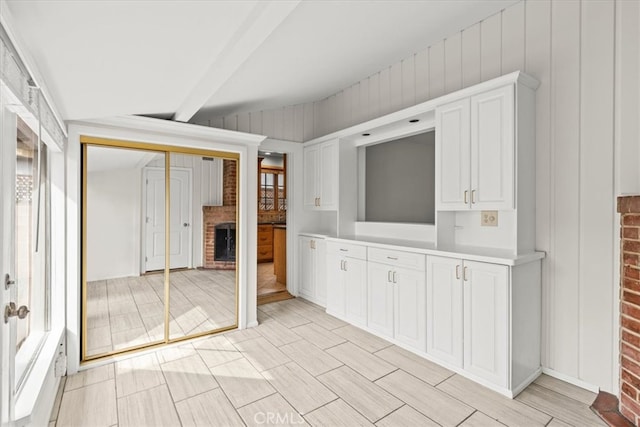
<box><xmin>257</xmin><ymin>151</ymin><xmax>291</xmax><ymax>305</ymax></box>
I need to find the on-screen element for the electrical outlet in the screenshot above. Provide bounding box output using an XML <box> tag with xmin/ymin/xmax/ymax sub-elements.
<box><xmin>481</xmin><ymin>210</ymin><xmax>498</xmax><ymax>226</ymax></box>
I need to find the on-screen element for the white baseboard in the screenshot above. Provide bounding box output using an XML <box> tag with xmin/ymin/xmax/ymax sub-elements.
<box><xmin>542</xmin><ymin>367</ymin><xmax>600</xmax><ymax>393</ymax></box>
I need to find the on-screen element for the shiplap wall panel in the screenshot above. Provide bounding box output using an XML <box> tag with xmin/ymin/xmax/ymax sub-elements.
<box><xmin>302</xmin><ymin>103</ymin><xmax>314</xmax><ymax>141</ymax></box>
<box><xmin>273</xmin><ymin>108</ymin><xmax>284</xmax><ymax>139</ymax></box>
<box><xmin>401</xmin><ymin>56</ymin><xmax>416</xmax><ymax>109</ymax></box>
<box><xmin>262</xmin><ymin>110</ymin><xmax>275</xmax><ymax>138</ymax></box>
<box><xmin>369</xmin><ymin>72</ymin><xmax>381</xmax><ymax>120</ymax></box>
<box><xmin>211</xmin><ymin>117</ymin><xmax>224</xmax><ymax>130</ymax></box>
<box><xmin>415</xmin><ymin>49</ymin><xmax>429</xmax><ymax>103</ymax></box>
<box><xmin>502</xmin><ymin>1</ymin><xmax>526</xmax><ymax>75</ymax></box>
<box><xmin>334</xmin><ymin>91</ymin><xmax>344</xmax><ymax>133</ymax></box>
<box><xmin>444</xmin><ymin>33</ymin><xmax>462</xmax><ymax>94</ymax></box>
<box><xmin>202</xmin><ymin>0</ymin><xmax>630</xmax><ymax>392</ymax></box>
<box><xmin>480</xmin><ymin>12</ymin><xmax>503</xmax><ymax>81</ymax></box>
<box><xmin>250</xmin><ymin>111</ymin><xmax>262</xmax><ymax>135</ymax></box>
<box><xmin>550</xmin><ymin>0</ymin><xmax>581</xmax><ymax>377</ymax></box>
<box><xmin>616</xmin><ymin>0</ymin><xmax>640</xmax><ymax>195</ymax></box>
<box><xmin>224</xmin><ymin>115</ymin><xmax>237</xmax><ymax>131</ymax></box>
<box><xmin>283</xmin><ymin>106</ymin><xmax>294</xmax><ymax>141</ymax></box>
<box><xmin>525</xmin><ymin>0</ymin><xmax>552</xmax><ymax>368</ymax></box>
<box><xmin>294</xmin><ymin>104</ymin><xmax>304</xmax><ymax>142</ymax></box>
<box><xmin>237</xmin><ymin>112</ymin><xmax>250</xmax><ymax>134</ymax></box>
<box><xmin>461</xmin><ymin>23</ymin><xmax>482</xmax><ymax>88</ymax></box>
<box><xmin>429</xmin><ymin>42</ymin><xmax>445</xmax><ymax>99</ymax></box>
<box><xmin>389</xmin><ymin>62</ymin><xmax>403</xmax><ymax>113</ymax></box>
<box><xmin>360</xmin><ymin>78</ymin><xmax>371</xmax><ymax>122</ymax></box>
<box><xmin>378</xmin><ymin>67</ymin><xmax>392</xmax><ymax>117</ymax></box>
<box><xmin>578</xmin><ymin>0</ymin><xmax>615</xmax><ymax>388</ymax></box>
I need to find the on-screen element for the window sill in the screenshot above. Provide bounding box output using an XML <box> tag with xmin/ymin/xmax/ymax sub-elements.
<box><xmin>14</xmin><ymin>326</ymin><xmax>64</xmax><ymax>426</ymax></box>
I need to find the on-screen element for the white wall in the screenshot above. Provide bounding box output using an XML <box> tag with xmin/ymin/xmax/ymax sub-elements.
<box><xmin>86</xmin><ymin>168</ymin><xmax>141</xmax><ymax>281</ymax></box>
<box><xmin>200</xmin><ymin>0</ymin><xmax>640</xmax><ymax>393</ymax></box>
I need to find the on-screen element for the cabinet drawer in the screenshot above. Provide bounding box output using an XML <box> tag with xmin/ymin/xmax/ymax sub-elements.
<box><xmin>326</xmin><ymin>241</ymin><xmax>367</xmax><ymax>260</ymax></box>
<box><xmin>368</xmin><ymin>247</ymin><xmax>425</xmax><ymax>271</ymax></box>
<box><xmin>258</xmin><ymin>232</ymin><xmax>273</xmax><ymax>245</ymax></box>
<box><xmin>258</xmin><ymin>244</ymin><xmax>273</xmax><ymax>261</ymax></box>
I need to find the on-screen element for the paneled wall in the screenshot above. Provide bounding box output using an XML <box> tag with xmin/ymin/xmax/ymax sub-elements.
<box><xmin>197</xmin><ymin>0</ymin><xmax>640</xmax><ymax>393</ymax></box>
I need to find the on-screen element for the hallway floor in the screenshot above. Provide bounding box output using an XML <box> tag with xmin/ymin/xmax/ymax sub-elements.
<box><xmin>51</xmin><ymin>298</ymin><xmax>605</xmax><ymax>426</ymax></box>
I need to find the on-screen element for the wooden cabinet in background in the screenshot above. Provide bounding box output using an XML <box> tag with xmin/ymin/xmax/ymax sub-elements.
<box><xmin>257</xmin><ymin>224</ymin><xmax>273</xmax><ymax>262</ymax></box>
<box><xmin>273</xmin><ymin>226</ymin><xmax>286</xmax><ymax>285</ymax></box>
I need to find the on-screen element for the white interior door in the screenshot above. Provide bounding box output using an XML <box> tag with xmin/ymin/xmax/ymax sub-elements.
<box><xmin>169</xmin><ymin>169</ymin><xmax>191</xmax><ymax>269</ymax></box>
<box><xmin>144</xmin><ymin>167</ymin><xmax>191</xmax><ymax>272</ymax></box>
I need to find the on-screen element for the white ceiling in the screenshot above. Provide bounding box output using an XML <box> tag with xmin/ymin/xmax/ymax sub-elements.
<box><xmin>5</xmin><ymin>0</ymin><xmax>517</xmax><ymax>124</ymax></box>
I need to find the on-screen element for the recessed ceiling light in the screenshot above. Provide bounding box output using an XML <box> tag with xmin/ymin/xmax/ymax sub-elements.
<box><xmin>362</xmin><ymin>133</ymin><xmax>370</xmax><ymax>136</ymax></box>
<box><xmin>409</xmin><ymin>119</ymin><xmax>420</xmax><ymax>123</ymax></box>
<box><xmin>264</xmin><ymin>152</ymin><xmax>271</xmax><ymax>155</ymax></box>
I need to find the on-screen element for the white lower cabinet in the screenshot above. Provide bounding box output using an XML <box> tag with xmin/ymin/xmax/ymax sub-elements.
<box><xmin>326</xmin><ymin>242</ymin><xmax>367</xmax><ymax>326</ymax></box>
<box><xmin>367</xmin><ymin>249</ymin><xmax>426</xmax><ymax>352</ymax></box>
<box><xmin>298</xmin><ymin>235</ymin><xmax>326</xmax><ymax>306</ymax></box>
<box><xmin>426</xmin><ymin>255</ymin><xmax>539</xmax><ymax>394</ymax></box>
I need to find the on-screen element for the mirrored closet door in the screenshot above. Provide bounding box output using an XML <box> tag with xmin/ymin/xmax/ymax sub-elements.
<box><xmin>82</xmin><ymin>139</ymin><xmax>238</xmax><ymax>361</ymax></box>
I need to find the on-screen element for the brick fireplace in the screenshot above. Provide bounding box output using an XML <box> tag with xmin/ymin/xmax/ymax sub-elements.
<box><xmin>203</xmin><ymin>159</ymin><xmax>237</xmax><ymax>270</ymax></box>
<box><xmin>618</xmin><ymin>196</ymin><xmax>640</xmax><ymax>425</ymax></box>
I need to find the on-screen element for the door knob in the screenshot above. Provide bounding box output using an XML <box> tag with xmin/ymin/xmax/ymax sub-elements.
<box><xmin>4</xmin><ymin>302</ymin><xmax>30</xmax><ymax>323</ymax></box>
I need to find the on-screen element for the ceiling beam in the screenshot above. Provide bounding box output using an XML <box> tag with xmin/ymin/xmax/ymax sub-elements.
<box><xmin>173</xmin><ymin>0</ymin><xmax>300</xmax><ymax>123</ymax></box>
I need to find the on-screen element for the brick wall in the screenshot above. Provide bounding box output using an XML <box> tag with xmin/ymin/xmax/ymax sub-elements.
<box><xmin>223</xmin><ymin>159</ymin><xmax>236</xmax><ymax>207</ymax></box>
<box><xmin>618</xmin><ymin>196</ymin><xmax>640</xmax><ymax>425</ymax></box>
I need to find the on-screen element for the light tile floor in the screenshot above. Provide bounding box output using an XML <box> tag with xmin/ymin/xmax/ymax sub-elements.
<box><xmin>53</xmin><ymin>297</ymin><xmax>606</xmax><ymax>427</ymax></box>
<box><xmin>86</xmin><ymin>269</ymin><xmax>236</xmax><ymax>358</ymax></box>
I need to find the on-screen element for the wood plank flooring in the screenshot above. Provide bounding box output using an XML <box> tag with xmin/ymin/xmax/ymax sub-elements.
<box><xmin>55</xmin><ymin>298</ymin><xmax>605</xmax><ymax>427</ymax></box>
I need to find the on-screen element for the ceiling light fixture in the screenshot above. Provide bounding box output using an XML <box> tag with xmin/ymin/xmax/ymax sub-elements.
<box><xmin>362</xmin><ymin>133</ymin><xmax>370</xmax><ymax>136</ymax></box>
<box><xmin>409</xmin><ymin>119</ymin><xmax>420</xmax><ymax>123</ymax></box>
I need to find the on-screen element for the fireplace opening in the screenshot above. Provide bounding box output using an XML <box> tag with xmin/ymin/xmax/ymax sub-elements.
<box><xmin>215</xmin><ymin>222</ymin><xmax>236</xmax><ymax>262</ymax></box>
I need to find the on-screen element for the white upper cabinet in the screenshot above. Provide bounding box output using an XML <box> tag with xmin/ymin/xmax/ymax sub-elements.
<box><xmin>470</xmin><ymin>85</ymin><xmax>514</xmax><ymax>210</ymax></box>
<box><xmin>436</xmin><ymin>84</ymin><xmax>515</xmax><ymax>211</ymax></box>
<box><xmin>435</xmin><ymin>98</ymin><xmax>471</xmax><ymax>210</ymax></box>
<box><xmin>303</xmin><ymin>140</ymin><xmax>338</xmax><ymax>210</ymax></box>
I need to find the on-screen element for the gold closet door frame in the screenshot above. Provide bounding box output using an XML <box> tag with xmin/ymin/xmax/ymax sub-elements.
<box><xmin>81</xmin><ymin>136</ymin><xmax>240</xmax><ymax>363</ymax></box>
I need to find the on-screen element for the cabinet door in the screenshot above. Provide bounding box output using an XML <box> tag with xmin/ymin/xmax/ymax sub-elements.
<box><xmin>318</xmin><ymin>140</ymin><xmax>338</xmax><ymax>210</ymax></box>
<box><xmin>344</xmin><ymin>257</ymin><xmax>367</xmax><ymax>327</ymax></box>
<box><xmin>426</xmin><ymin>256</ymin><xmax>463</xmax><ymax>367</ymax></box>
<box><xmin>325</xmin><ymin>252</ymin><xmax>345</xmax><ymax>317</ymax></box>
<box><xmin>315</xmin><ymin>239</ymin><xmax>327</xmax><ymax>306</ymax></box>
<box><xmin>303</xmin><ymin>145</ymin><xmax>319</xmax><ymax>209</ymax></box>
<box><xmin>470</xmin><ymin>85</ymin><xmax>514</xmax><ymax>210</ymax></box>
<box><xmin>435</xmin><ymin>98</ymin><xmax>471</xmax><ymax>210</ymax></box>
<box><xmin>298</xmin><ymin>236</ymin><xmax>315</xmax><ymax>299</ymax></box>
<box><xmin>394</xmin><ymin>267</ymin><xmax>426</xmax><ymax>352</ymax></box>
<box><xmin>463</xmin><ymin>261</ymin><xmax>509</xmax><ymax>387</ymax></box>
<box><xmin>367</xmin><ymin>262</ymin><xmax>394</xmax><ymax>338</ymax></box>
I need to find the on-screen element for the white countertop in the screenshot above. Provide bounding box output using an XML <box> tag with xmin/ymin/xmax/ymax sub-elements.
<box><xmin>300</xmin><ymin>232</ymin><xmax>545</xmax><ymax>266</ymax></box>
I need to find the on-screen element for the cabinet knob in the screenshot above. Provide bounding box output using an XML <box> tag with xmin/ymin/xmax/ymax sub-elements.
<box><xmin>455</xmin><ymin>265</ymin><xmax>460</xmax><ymax>280</ymax></box>
<box><xmin>471</xmin><ymin>190</ymin><xmax>477</xmax><ymax>204</ymax></box>
<box><xmin>463</xmin><ymin>266</ymin><xmax>469</xmax><ymax>282</ymax></box>
<box><xmin>464</xmin><ymin>190</ymin><xmax>469</xmax><ymax>204</ymax></box>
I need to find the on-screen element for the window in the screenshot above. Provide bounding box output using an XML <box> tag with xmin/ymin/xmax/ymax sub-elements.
<box><xmin>259</xmin><ymin>163</ymin><xmax>286</xmax><ymax>212</ymax></box>
<box><xmin>14</xmin><ymin>116</ymin><xmax>50</xmax><ymax>389</ymax></box>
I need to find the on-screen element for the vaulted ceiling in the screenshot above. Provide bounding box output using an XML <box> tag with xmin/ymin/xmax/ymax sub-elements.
<box><xmin>5</xmin><ymin>0</ymin><xmax>517</xmax><ymax>123</ymax></box>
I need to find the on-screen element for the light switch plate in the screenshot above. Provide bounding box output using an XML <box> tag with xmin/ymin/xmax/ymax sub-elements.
<box><xmin>481</xmin><ymin>210</ymin><xmax>498</xmax><ymax>226</ymax></box>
